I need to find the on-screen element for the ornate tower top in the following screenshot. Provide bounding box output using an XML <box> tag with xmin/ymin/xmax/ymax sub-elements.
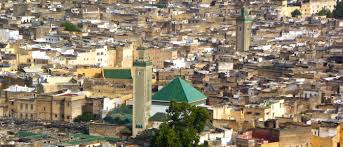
<box><xmin>241</xmin><ymin>7</ymin><xmax>249</xmax><ymax>17</ymax></box>
<box><xmin>134</xmin><ymin>47</ymin><xmax>152</xmax><ymax>67</ymax></box>
<box><xmin>237</xmin><ymin>7</ymin><xmax>253</xmax><ymax>22</ymax></box>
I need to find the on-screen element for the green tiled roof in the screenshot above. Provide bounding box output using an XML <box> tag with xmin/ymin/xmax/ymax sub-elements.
<box><xmin>152</xmin><ymin>77</ymin><xmax>207</xmax><ymax>103</ymax></box>
<box><xmin>137</xmin><ymin>47</ymin><xmax>148</xmax><ymax>50</ymax></box>
<box><xmin>16</xmin><ymin>131</ymin><xmax>48</xmax><ymax>140</ymax></box>
<box><xmin>133</xmin><ymin>60</ymin><xmax>152</xmax><ymax>67</ymax></box>
<box><xmin>149</xmin><ymin>112</ymin><xmax>168</xmax><ymax>122</ymax></box>
<box><xmin>103</xmin><ymin>69</ymin><xmax>132</xmax><ymax>79</ymax></box>
<box><xmin>63</xmin><ymin>133</ymin><xmax>121</xmax><ymax>146</ymax></box>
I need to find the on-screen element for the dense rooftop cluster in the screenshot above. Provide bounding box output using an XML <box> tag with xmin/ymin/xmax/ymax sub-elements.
<box><xmin>0</xmin><ymin>0</ymin><xmax>342</xmax><ymax>146</ymax></box>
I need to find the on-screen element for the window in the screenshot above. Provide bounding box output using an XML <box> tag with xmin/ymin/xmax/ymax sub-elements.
<box><xmin>20</xmin><ymin>103</ymin><xmax>23</xmax><ymax>109</ymax></box>
<box><xmin>31</xmin><ymin>104</ymin><xmax>33</xmax><ymax>110</ymax></box>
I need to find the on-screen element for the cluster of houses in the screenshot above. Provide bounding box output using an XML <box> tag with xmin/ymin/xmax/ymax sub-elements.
<box><xmin>0</xmin><ymin>0</ymin><xmax>342</xmax><ymax>146</ymax></box>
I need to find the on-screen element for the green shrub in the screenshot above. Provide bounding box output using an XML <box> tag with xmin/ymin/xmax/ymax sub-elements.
<box><xmin>291</xmin><ymin>9</ymin><xmax>302</xmax><ymax>17</ymax></box>
<box><xmin>61</xmin><ymin>22</ymin><xmax>81</xmax><ymax>32</ymax></box>
<box><xmin>103</xmin><ymin>105</ymin><xmax>132</xmax><ymax>125</ymax></box>
<box><xmin>74</xmin><ymin>112</ymin><xmax>97</xmax><ymax>122</ymax></box>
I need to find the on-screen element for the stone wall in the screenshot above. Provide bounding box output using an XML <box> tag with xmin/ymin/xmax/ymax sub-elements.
<box><xmin>89</xmin><ymin>123</ymin><xmax>127</xmax><ymax>138</ymax></box>
<box><xmin>279</xmin><ymin>126</ymin><xmax>312</xmax><ymax>147</ymax></box>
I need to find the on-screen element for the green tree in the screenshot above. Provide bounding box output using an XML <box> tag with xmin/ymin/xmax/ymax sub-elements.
<box><xmin>103</xmin><ymin>105</ymin><xmax>132</xmax><ymax>125</ymax></box>
<box><xmin>150</xmin><ymin>101</ymin><xmax>210</xmax><ymax>147</ymax></box>
<box><xmin>74</xmin><ymin>112</ymin><xmax>97</xmax><ymax>122</ymax></box>
<box><xmin>291</xmin><ymin>9</ymin><xmax>302</xmax><ymax>17</ymax></box>
<box><xmin>318</xmin><ymin>8</ymin><xmax>328</xmax><ymax>16</ymax></box>
<box><xmin>150</xmin><ymin>123</ymin><xmax>181</xmax><ymax>147</ymax></box>
<box><xmin>333</xmin><ymin>1</ymin><xmax>343</xmax><ymax>19</ymax></box>
<box><xmin>327</xmin><ymin>10</ymin><xmax>333</xmax><ymax>18</ymax></box>
<box><xmin>318</xmin><ymin>8</ymin><xmax>333</xmax><ymax>18</ymax></box>
<box><xmin>61</xmin><ymin>22</ymin><xmax>81</xmax><ymax>32</ymax></box>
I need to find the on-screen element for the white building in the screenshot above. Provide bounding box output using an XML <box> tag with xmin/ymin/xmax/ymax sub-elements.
<box><xmin>0</xmin><ymin>29</ymin><xmax>22</xmax><ymax>42</ymax></box>
<box><xmin>217</xmin><ymin>62</ymin><xmax>234</xmax><ymax>73</ymax></box>
<box><xmin>4</xmin><ymin>85</ymin><xmax>35</xmax><ymax>93</ymax></box>
<box><xmin>20</xmin><ymin>16</ymin><xmax>36</xmax><ymax>23</ymax></box>
<box><xmin>44</xmin><ymin>35</ymin><xmax>62</xmax><ymax>44</ymax></box>
<box><xmin>32</xmin><ymin>50</ymin><xmax>50</xmax><ymax>60</ymax></box>
<box><xmin>101</xmin><ymin>97</ymin><xmax>123</xmax><ymax>118</ymax></box>
<box><xmin>199</xmin><ymin>128</ymin><xmax>233</xmax><ymax>146</ymax></box>
<box><xmin>268</xmin><ymin>99</ymin><xmax>286</xmax><ymax>118</ymax></box>
<box><xmin>95</xmin><ymin>46</ymin><xmax>109</xmax><ymax>67</ymax></box>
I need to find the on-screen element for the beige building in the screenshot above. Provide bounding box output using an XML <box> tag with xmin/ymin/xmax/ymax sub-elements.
<box><xmin>0</xmin><ymin>99</ymin><xmax>6</xmax><ymax>117</ymax></box>
<box><xmin>81</xmin><ymin>5</ymin><xmax>101</xmax><ymax>20</ymax></box>
<box><xmin>114</xmin><ymin>44</ymin><xmax>134</xmax><ymax>68</ymax></box>
<box><xmin>74</xmin><ymin>67</ymin><xmax>102</xmax><ymax>78</ymax></box>
<box><xmin>212</xmin><ymin>105</ymin><xmax>243</xmax><ymax>121</ymax></box>
<box><xmin>38</xmin><ymin>76</ymin><xmax>79</xmax><ymax>93</ymax></box>
<box><xmin>0</xmin><ymin>83</ymin><xmax>89</xmax><ymax>122</ymax></box>
<box><xmin>243</xmin><ymin>100</ymin><xmax>286</xmax><ymax>121</ymax></box>
<box><xmin>51</xmin><ymin>94</ymin><xmax>86</xmax><ymax>122</ymax></box>
<box><xmin>279</xmin><ymin>125</ymin><xmax>312</xmax><ymax>147</ymax></box>
<box><xmin>69</xmin><ymin>46</ymin><xmax>116</xmax><ymax>67</ymax></box>
<box><xmin>5</xmin><ymin>92</ymin><xmax>86</xmax><ymax>122</ymax></box>
<box><xmin>9</xmin><ymin>97</ymin><xmax>36</xmax><ymax>119</ymax></box>
<box><xmin>278</xmin><ymin>0</ymin><xmax>336</xmax><ymax>17</ymax></box>
<box><xmin>133</xmin><ymin>47</ymin><xmax>178</xmax><ymax>69</ymax></box>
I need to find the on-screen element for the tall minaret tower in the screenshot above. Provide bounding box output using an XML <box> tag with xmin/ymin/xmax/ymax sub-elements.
<box><xmin>236</xmin><ymin>7</ymin><xmax>253</xmax><ymax>52</ymax></box>
<box><xmin>132</xmin><ymin>47</ymin><xmax>152</xmax><ymax>137</ymax></box>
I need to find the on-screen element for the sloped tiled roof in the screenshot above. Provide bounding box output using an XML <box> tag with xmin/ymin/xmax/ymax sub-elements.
<box><xmin>152</xmin><ymin>77</ymin><xmax>207</xmax><ymax>103</ymax></box>
<box><xmin>149</xmin><ymin>112</ymin><xmax>168</xmax><ymax>122</ymax></box>
<box><xmin>103</xmin><ymin>69</ymin><xmax>132</xmax><ymax>79</ymax></box>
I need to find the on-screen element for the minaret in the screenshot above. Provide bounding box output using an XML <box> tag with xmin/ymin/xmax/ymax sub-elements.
<box><xmin>132</xmin><ymin>47</ymin><xmax>152</xmax><ymax>137</ymax></box>
<box><xmin>236</xmin><ymin>7</ymin><xmax>253</xmax><ymax>52</ymax></box>
<box><xmin>12</xmin><ymin>43</ymin><xmax>20</xmax><ymax>69</ymax></box>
